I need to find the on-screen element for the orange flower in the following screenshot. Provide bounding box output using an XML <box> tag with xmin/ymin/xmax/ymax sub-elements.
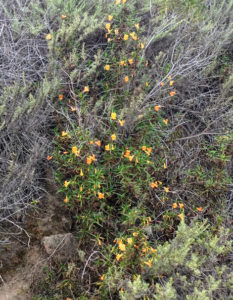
<box><xmin>124</xmin><ymin>76</ymin><xmax>129</xmax><ymax>83</ymax></box>
<box><xmin>111</xmin><ymin>112</ymin><xmax>117</xmax><ymax>120</ymax></box>
<box><xmin>104</xmin><ymin>64</ymin><xmax>110</xmax><ymax>71</ymax></box>
<box><xmin>128</xmin><ymin>58</ymin><xmax>134</xmax><ymax>65</ymax></box>
<box><xmin>108</xmin><ymin>15</ymin><xmax>113</xmax><ymax>21</ymax></box>
<box><xmin>100</xmin><ymin>274</ymin><xmax>105</xmax><ymax>281</ymax></box>
<box><xmin>47</xmin><ymin>155</ymin><xmax>53</xmax><ymax>161</ymax></box>
<box><xmin>111</xmin><ymin>134</ymin><xmax>116</xmax><ymax>141</ymax></box>
<box><xmin>124</xmin><ymin>149</ymin><xmax>131</xmax><ymax>158</ymax></box>
<box><xmin>120</xmin><ymin>60</ymin><xmax>125</xmax><ymax>66</ymax></box>
<box><xmin>172</xmin><ymin>203</ymin><xmax>178</xmax><ymax>209</ymax></box>
<box><xmin>97</xmin><ymin>239</ymin><xmax>102</xmax><ymax>246</ymax></box>
<box><xmin>59</xmin><ymin>94</ymin><xmax>64</xmax><ymax>100</ymax></box>
<box><xmin>179</xmin><ymin>203</ymin><xmax>184</xmax><ymax>209</ymax></box>
<box><xmin>89</xmin><ymin>140</ymin><xmax>94</xmax><ymax>145</ymax></box>
<box><xmin>145</xmin><ymin>61</ymin><xmax>149</xmax><ymax>67</ymax></box>
<box><xmin>154</xmin><ymin>105</ymin><xmax>161</xmax><ymax>112</ymax></box>
<box><xmin>98</xmin><ymin>192</ymin><xmax>104</xmax><ymax>199</ymax></box>
<box><xmin>144</xmin><ymin>260</ymin><xmax>152</xmax><ymax>267</ymax></box>
<box><xmin>118</xmin><ymin>119</ymin><xmax>125</xmax><ymax>126</ymax></box>
<box><xmin>178</xmin><ymin>213</ymin><xmax>183</xmax><ymax>220</ymax></box>
<box><xmin>150</xmin><ymin>182</ymin><xmax>158</xmax><ymax>189</ymax></box>
<box><xmin>169</xmin><ymin>91</ymin><xmax>176</xmax><ymax>97</ymax></box>
<box><xmin>133</xmin><ymin>232</ymin><xmax>138</xmax><ymax>237</ymax></box>
<box><xmin>197</xmin><ymin>207</ymin><xmax>203</xmax><ymax>212</ymax></box>
<box><xmin>61</xmin><ymin>15</ymin><xmax>67</xmax><ymax>19</ymax></box>
<box><xmin>86</xmin><ymin>157</ymin><xmax>92</xmax><ymax>165</ymax></box>
<box><xmin>95</xmin><ymin>140</ymin><xmax>101</xmax><ymax>147</ymax></box>
<box><xmin>63</xmin><ymin>151</ymin><xmax>68</xmax><ymax>154</ymax></box>
<box><xmin>123</xmin><ymin>34</ymin><xmax>129</xmax><ymax>41</ymax></box>
<box><xmin>160</xmin><ymin>82</ymin><xmax>165</xmax><ymax>87</ymax></box>
<box><xmin>163</xmin><ymin>119</ymin><xmax>168</xmax><ymax>125</ymax></box>
<box><xmin>80</xmin><ymin>186</ymin><xmax>83</xmax><ymax>192</ymax></box>
<box><xmin>64</xmin><ymin>196</ymin><xmax>69</xmax><ymax>203</ymax></box>
<box><xmin>145</xmin><ymin>147</ymin><xmax>152</xmax><ymax>156</ymax></box>
<box><xmin>83</xmin><ymin>86</ymin><xmax>89</xmax><ymax>93</ymax></box>
<box><xmin>142</xmin><ymin>146</ymin><xmax>147</xmax><ymax>152</ymax></box>
<box><xmin>150</xmin><ymin>247</ymin><xmax>156</xmax><ymax>253</ymax></box>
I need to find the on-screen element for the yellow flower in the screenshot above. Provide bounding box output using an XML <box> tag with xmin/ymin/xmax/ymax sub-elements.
<box><xmin>178</xmin><ymin>213</ymin><xmax>183</xmax><ymax>220</ymax></box>
<box><xmin>169</xmin><ymin>80</ymin><xmax>174</xmax><ymax>86</ymax></box>
<box><xmin>105</xmin><ymin>64</ymin><xmax>110</xmax><ymax>71</ymax></box>
<box><xmin>61</xmin><ymin>131</ymin><xmax>68</xmax><ymax>137</ymax></box>
<box><xmin>98</xmin><ymin>192</ymin><xmax>104</xmax><ymax>199</ymax></box>
<box><xmin>124</xmin><ymin>76</ymin><xmax>129</xmax><ymax>83</ymax></box>
<box><xmin>115</xmin><ymin>0</ymin><xmax>120</xmax><ymax>4</ymax></box>
<box><xmin>115</xmin><ymin>29</ymin><xmax>119</xmax><ymax>35</ymax></box>
<box><xmin>61</xmin><ymin>15</ymin><xmax>67</xmax><ymax>19</ymax></box>
<box><xmin>118</xmin><ymin>242</ymin><xmax>126</xmax><ymax>252</ymax></box>
<box><xmin>70</xmin><ymin>106</ymin><xmax>76</xmax><ymax>112</ymax></box>
<box><xmin>130</xmin><ymin>32</ymin><xmax>138</xmax><ymax>40</ymax></box>
<box><xmin>128</xmin><ymin>58</ymin><xmax>134</xmax><ymax>65</ymax></box>
<box><xmin>163</xmin><ymin>162</ymin><xmax>167</xmax><ymax>169</ymax></box>
<box><xmin>179</xmin><ymin>203</ymin><xmax>184</xmax><ymax>209</ymax></box>
<box><xmin>150</xmin><ymin>182</ymin><xmax>158</xmax><ymax>189</ymax></box>
<box><xmin>45</xmin><ymin>33</ymin><xmax>52</xmax><ymax>40</ymax></box>
<box><xmin>80</xmin><ymin>169</ymin><xmax>84</xmax><ymax>177</ymax></box>
<box><xmin>105</xmin><ymin>144</ymin><xmax>110</xmax><ymax>151</ymax></box>
<box><xmin>111</xmin><ymin>134</ymin><xmax>116</xmax><ymax>141</ymax></box>
<box><xmin>59</xmin><ymin>93</ymin><xmax>63</xmax><ymax>100</ymax></box>
<box><xmin>145</xmin><ymin>82</ymin><xmax>149</xmax><ymax>87</ymax></box>
<box><xmin>123</xmin><ymin>34</ymin><xmax>129</xmax><ymax>41</ymax></box>
<box><xmin>135</xmin><ymin>23</ymin><xmax>140</xmax><ymax>30</ymax></box>
<box><xmin>108</xmin><ymin>15</ymin><xmax>113</xmax><ymax>21</ymax></box>
<box><xmin>118</xmin><ymin>119</ymin><xmax>125</xmax><ymax>126</ymax></box>
<box><xmin>133</xmin><ymin>232</ymin><xmax>138</xmax><ymax>237</ymax></box>
<box><xmin>168</xmin><ymin>75</ymin><xmax>172</xmax><ymax>80</ymax></box>
<box><xmin>124</xmin><ymin>149</ymin><xmax>131</xmax><ymax>158</ymax></box>
<box><xmin>163</xmin><ymin>119</ymin><xmax>168</xmax><ymax>125</ymax></box>
<box><xmin>144</xmin><ymin>260</ymin><xmax>152</xmax><ymax>267</ymax></box>
<box><xmin>172</xmin><ymin>203</ymin><xmax>178</xmax><ymax>209</ymax></box>
<box><xmin>150</xmin><ymin>247</ymin><xmax>156</xmax><ymax>253</ymax></box>
<box><xmin>154</xmin><ymin>105</ymin><xmax>161</xmax><ymax>112</ymax></box>
<box><xmin>97</xmin><ymin>239</ymin><xmax>102</xmax><ymax>246</ymax></box>
<box><xmin>128</xmin><ymin>155</ymin><xmax>134</xmax><ymax>161</ymax></box>
<box><xmin>111</xmin><ymin>112</ymin><xmax>117</xmax><ymax>120</ymax></box>
<box><xmin>164</xmin><ymin>187</ymin><xmax>169</xmax><ymax>193</ymax></box>
<box><xmin>83</xmin><ymin>86</ymin><xmax>89</xmax><ymax>93</ymax></box>
<box><xmin>127</xmin><ymin>238</ymin><xmax>133</xmax><ymax>245</ymax></box>
<box><xmin>140</xmin><ymin>43</ymin><xmax>145</xmax><ymax>49</ymax></box>
<box><xmin>80</xmin><ymin>186</ymin><xmax>83</xmax><ymax>192</ymax></box>
<box><xmin>72</xmin><ymin>146</ymin><xmax>79</xmax><ymax>156</ymax></box>
<box><xmin>122</xmin><ymin>0</ymin><xmax>127</xmax><ymax>3</ymax></box>
<box><xmin>64</xmin><ymin>180</ymin><xmax>70</xmax><ymax>188</ymax></box>
<box><xmin>116</xmin><ymin>253</ymin><xmax>123</xmax><ymax>261</ymax></box>
<box><xmin>111</xmin><ymin>144</ymin><xmax>115</xmax><ymax>150</ymax></box>
<box><xmin>105</xmin><ymin>23</ymin><xmax>111</xmax><ymax>30</ymax></box>
<box><xmin>64</xmin><ymin>196</ymin><xmax>69</xmax><ymax>203</ymax></box>
<box><xmin>120</xmin><ymin>60</ymin><xmax>126</xmax><ymax>66</ymax></box>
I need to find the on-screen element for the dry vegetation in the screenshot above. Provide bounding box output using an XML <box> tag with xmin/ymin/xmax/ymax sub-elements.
<box><xmin>0</xmin><ymin>0</ymin><xmax>233</xmax><ymax>299</ymax></box>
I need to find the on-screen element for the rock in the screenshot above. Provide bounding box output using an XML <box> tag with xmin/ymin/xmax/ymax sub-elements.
<box><xmin>42</xmin><ymin>233</ymin><xmax>77</xmax><ymax>262</ymax></box>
